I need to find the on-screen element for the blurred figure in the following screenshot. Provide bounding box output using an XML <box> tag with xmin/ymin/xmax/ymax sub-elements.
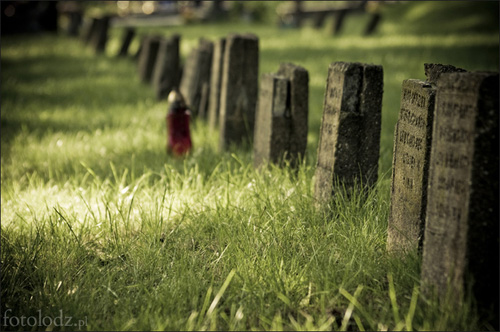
<box><xmin>166</xmin><ymin>89</ymin><xmax>192</xmax><ymax>156</ymax></box>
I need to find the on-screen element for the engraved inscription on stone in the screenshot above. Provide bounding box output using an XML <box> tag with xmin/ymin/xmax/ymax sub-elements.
<box><xmin>386</xmin><ymin>79</ymin><xmax>435</xmax><ymax>253</ymax></box>
<box><xmin>421</xmin><ymin>72</ymin><xmax>498</xmax><ymax>319</ymax></box>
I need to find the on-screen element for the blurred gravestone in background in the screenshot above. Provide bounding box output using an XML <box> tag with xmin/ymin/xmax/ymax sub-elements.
<box><xmin>88</xmin><ymin>15</ymin><xmax>111</xmax><ymax>54</ymax></box>
<box><xmin>117</xmin><ymin>27</ymin><xmax>136</xmax><ymax>57</ymax></box>
<box><xmin>179</xmin><ymin>38</ymin><xmax>214</xmax><ymax>118</ymax></box>
<box><xmin>208</xmin><ymin>37</ymin><xmax>226</xmax><ymax>130</ymax></box>
<box><xmin>58</xmin><ymin>2</ymin><xmax>83</xmax><ymax>36</ymax></box>
<box><xmin>138</xmin><ymin>35</ymin><xmax>162</xmax><ymax>84</ymax></box>
<box><xmin>153</xmin><ymin>34</ymin><xmax>181</xmax><ymax>101</ymax></box>
<box><xmin>219</xmin><ymin>34</ymin><xmax>259</xmax><ymax>150</ymax></box>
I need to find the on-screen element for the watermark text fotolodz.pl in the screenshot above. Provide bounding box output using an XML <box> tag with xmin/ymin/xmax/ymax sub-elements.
<box><xmin>2</xmin><ymin>309</ymin><xmax>88</xmax><ymax>330</ymax></box>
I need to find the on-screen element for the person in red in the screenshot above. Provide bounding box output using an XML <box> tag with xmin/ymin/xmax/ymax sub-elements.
<box><xmin>166</xmin><ymin>89</ymin><xmax>192</xmax><ymax>156</ymax></box>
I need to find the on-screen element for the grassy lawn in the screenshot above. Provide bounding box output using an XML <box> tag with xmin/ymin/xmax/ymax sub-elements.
<box><xmin>1</xmin><ymin>2</ymin><xmax>498</xmax><ymax>331</ymax></box>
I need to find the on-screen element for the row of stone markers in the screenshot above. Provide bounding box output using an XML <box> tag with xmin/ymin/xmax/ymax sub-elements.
<box><xmin>385</xmin><ymin>64</ymin><xmax>498</xmax><ymax>323</ymax></box>
<box><xmin>83</xmin><ymin>24</ymin><xmax>498</xmax><ymax>321</ymax></box>
<box><xmin>133</xmin><ymin>31</ymin><xmax>261</xmax><ymax>151</ymax></box>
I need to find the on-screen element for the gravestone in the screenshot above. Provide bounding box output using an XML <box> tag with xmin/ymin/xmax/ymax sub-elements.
<box><xmin>253</xmin><ymin>63</ymin><xmax>309</xmax><ymax>168</ymax></box>
<box><xmin>67</xmin><ymin>11</ymin><xmax>83</xmax><ymax>37</ymax></box>
<box><xmin>82</xmin><ymin>17</ymin><xmax>98</xmax><ymax>44</ymax></box>
<box><xmin>153</xmin><ymin>34</ymin><xmax>180</xmax><ymax>100</ymax></box>
<box><xmin>421</xmin><ymin>72</ymin><xmax>498</xmax><ymax>322</ymax></box>
<box><xmin>137</xmin><ymin>36</ymin><xmax>162</xmax><ymax>84</ymax></box>
<box><xmin>89</xmin><ymin>16</ymin><xmax>110</xmax><ymax>54</ymax></box>
<box><xmin>387</xmin><ymin>64</ymin><xmax>466</xmax><ymax>253</ymax></box>
<box><xmin>277</xmin><ymin>63</ymin><xmax>309</xmax><ymax>167</ymax></box>
<box><xmin>253</xmin><ymin>73</ymin><xmax>289</xmax><ymax>168</ymax></box>
<box><xmin>208</xmin><ymin>38</ymin><xmax>226</xmax><ymax>130</ymax></box>
<box><xmin>219</xmin><ymin>34</ymin><xmax>259</xmax><ymax>150</ymax></box>
<box><xmin>179</xmin><ymin>38</ymin><xmax>214</xmax><ymax>117</ymax></box>
<box><xmin>314</xmin><ymin>62</ymin><xmax>383</xmax><ymax>203</ymax></box>
<box><xmin>117</xmin><ymin>27</ymin><xmax>135</xmax><ymax>57</ymax></box>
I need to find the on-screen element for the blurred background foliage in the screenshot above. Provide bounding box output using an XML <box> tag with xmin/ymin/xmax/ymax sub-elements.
<box><xmin>73</xmin><ymin>1</ymin><xmax>500</xmax><ymax>34</ymax></box>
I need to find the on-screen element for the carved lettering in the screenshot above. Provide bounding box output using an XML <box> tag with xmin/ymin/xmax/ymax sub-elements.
<box><xmin>402</xmin><ymin>175</ymin><xmax>414</xmax><ymax>190</ymax></box>
<box><xmin>399</xmin><ymin>107</ymin><xmax>426</xmax><ymax>129</ymax></box>
<box><xmin>435</xmin><ymin>202</ymin><xmax>462</xmax><ymax>220</ymax></box>
<box><xmin>437</xmin><ymin>125</ymin><xmax>473</xmax><ymax>143</ymax></box>
<box><xmin>398</xmin><ymin>130</ymin><xmax>424</xmax><ymax>151</ymax></box>
<box><xmin>434</xmin><ymin>151</ymin><xmax>470</xmax><ymax>169</ymax></box>
<box><xmin>438</xmin><ymin>99</ymin><xmax>474</xmax><ymax>119</ymax></box>
<box><xmin>402</xmin><ymin>88</ymin><xmax>427</xmax><ymax>108</ymax></box>
<box><xmin>437</xmin><ymin>175</ymin><xmax>466</xmax><ymax>195</ymax></box>
<box><xmin>401</xmin><ymin>151</ymin><xmax>422</xmax><ymax>169</ymax></box>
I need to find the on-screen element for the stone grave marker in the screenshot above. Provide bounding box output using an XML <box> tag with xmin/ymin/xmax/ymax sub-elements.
<box><xmin>179</xmin><ymin>38</ymin><xmax>214</xmax><ymax>117</ymax></box>
<box><xmin>82</xmin><ymin>17</ymin><xmax>98</xmax><ymax>44</ymax></box>
<box><xmin>387</xmin><ymin>64</ymin><xmax>466</xmax><ymax>253</ymax></box>
<box><xmin>386</xmin><ymin>80</ymin><xmax>435</xmax><ymax>252</ymax></box>
<box><xmin>314</xmin><ymin>62</ymin><xmax>383</xmax><ymax>203</ymax></box>
<box><xmin>153</xmin><ymin>34</ymin><xmax>180</xmax><ymax>100</ymax></box>
<box><xmin>117</xmin><ymin>27</ymin><xmax>136</xmax><ymax>57</ymax></box>
<box><xmin>253</xmin><ymin>73</ymin><xmax>289</xmax><ymax>168</ymax></box>
<box><xmin>277</xmin><ymin>63</ymin><xmax>309</xmax><ymax>167</ymax></box>
<box><xmin>208</xmin><ymin>38</ymin><xmax>226</xmax><ymax>130</ymax></box>
<box><xmin>89</xmin><ymin>16</ymin><xmax>110</xmax><ymax>54</ymax></box>
<box><xmin>421</xmin><ymin>71</ymin><xmax>498</xmax><ymax>320</ymax></box>
<box><xmin>253</xmin><ymin>63</ymin><xmax>309</xmax><ymax>168</ymax></box>
<box><xmin>138</xmin><ymin>36</ymin><xmax>162</xmax><ymax>84</ymax></box>
<box><xmin>424</xmin><ymin>63</ymin><xmax>466</xmax><ymax>85</ymax></box>
<box><xmin>134</xmin><ymin>35</ymin><xmax>146</xmax><ymax>62</ymax></box>
<box><xmin>219</xmin><ymin>34</ymin><xmax>259</xmax><ymax>150</ymax></box>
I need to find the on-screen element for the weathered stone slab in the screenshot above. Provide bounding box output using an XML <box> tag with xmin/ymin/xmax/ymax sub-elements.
<box><xmin>179</xmin><ymin>38</ymin><xmax>213</xmax><ymax>117</ymax></box>
<box><xmin>117</xmin><ymin>27</ymin><xmax>135</xmax><ymax>57</ymax></box>
<box><xmin>89</xmin><ymin>16</ymin><xmax>110</xmax><ymax>54</ymax></box>
<box><xmin>253</xmin><ymin>73</ymin><xmax>289</xmax><ymax>168</ymax></box>
<box><xmin>314</xmin><ymin>62</ymin><xmax>383</xmax><ymax>203</ymax></box>
<box><xmin>253</xmin><ymin>63</ymin><xmax>309</xmax><ymax>168</ymax></box>
<box><xmin>421</xmin><ymin>72</ymin><xmax>498</xmax><ymax>320</ymax></box>
<box><xmin>137</xmin><ymin>36</ymin><xmax>162</xmax><ymax>84</ymax></box>
<box><xmin>219</xmin><ymin>34</ymin><xmax>259</xmax><ymax>150</ymax></box>
<box><xmin>153</xmin><ymin>34</ymin><xmax>180</xmax><ymax>100</ymax></box>
<box><xmin>424</xmin><ymin>63</ymin><xmax>466</xmax><ymax>85</ymax></box>
<box><xmin>134</xmin><ymin>35</ymin><xmax>146</xmax><ymax>62</ymax></box>
<box><xmin>82</xmin><ymin>17</ymin><xmax>98</xmax><ymax>44</ymax></box>
<box><xmin>387</xmin><ymin>64</ymin><xmax>466</xmax><ymax>253</ymax></box>
<box><xmin>386</xmin><ymin>79</ymin><xmax>435</xmax><ymax>252</ymax></box>
<box><xmin>277</xmin><ymin>63</ymin><xmax>309</xmax><ymax>167</ymax></box>
<box><xmin>208</xmin><ymin>38</ymin><xmax>226</xmax><ymax>130</ymax></box>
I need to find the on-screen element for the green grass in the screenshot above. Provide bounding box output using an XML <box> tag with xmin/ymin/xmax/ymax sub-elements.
<box><xmin>1</xmin><ymin>2</ymin><xmax>499</xmax><ymax>331</ymax></box>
